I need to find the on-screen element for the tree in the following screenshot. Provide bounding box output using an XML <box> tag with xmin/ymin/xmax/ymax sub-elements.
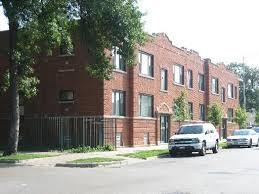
<box><xmin>173</xmin><ymin>91</ymin><xmax>190</xmax><ymax>126</ymax></box>
<box><xmin>0</xmin><ymin>0</ymin><xmax>146</xmax><ymax>155</ymax></box>
<box><xmin>235</xmin><ymin>106</ymin><xmax>248</xmax><ymax>129</ymax></box>
<box><xmin>227</xmin><ymin>63</ymin><xmax>259</xmax><ymax>112</ymax></box>
<box><xmin>255</xmin><ymin>112</ymin><xmax>259</xmax><ymax>126</ymax></box>
<box><xmin>208</xmin><ymin>104</ymin><xmax>224</xmax><ymax>127</ymax></box>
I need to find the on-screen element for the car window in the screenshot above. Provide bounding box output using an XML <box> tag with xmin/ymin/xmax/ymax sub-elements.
<box><xmin>177</xmin><ymin>125</ymin><xmax>204</xmax><ymax>134</ymax></box>
<box><xmin>253</xmin><ymin>128</ymin><xmax>259</xmax><ymax>133</ymax></box>
<box><xmin>233</xmin><ymin>130</ymin><xmax>250</xmax><ymax>136</ymax></box>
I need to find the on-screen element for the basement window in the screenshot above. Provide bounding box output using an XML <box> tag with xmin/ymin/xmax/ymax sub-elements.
<box><xmin>59</xmin><ymin>90</ymin><xmax>74</xmax><ymax>102</ymax></box>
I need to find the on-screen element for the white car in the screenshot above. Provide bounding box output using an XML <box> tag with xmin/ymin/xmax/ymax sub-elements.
<box><xmin>168</xmin><ymin>123</ymin><xmax>219</xmax><ymax>156</ymax></box>
<box><xmin>226</xmin><ymin>129</ymin><xmax>259</xmax><ymax>148</ymax></box>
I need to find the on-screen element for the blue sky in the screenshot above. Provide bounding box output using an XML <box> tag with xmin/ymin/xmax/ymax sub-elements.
<box><xmin>1</xmin><ymin>1</ymin><xmax>259</xmax><ymax>67</ymax></box>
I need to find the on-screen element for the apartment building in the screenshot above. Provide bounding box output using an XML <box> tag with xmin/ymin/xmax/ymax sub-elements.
<box><xmin>0</xmin><ymin>31</ymin><xmax>239</xmax><ymax>147</ymax></box>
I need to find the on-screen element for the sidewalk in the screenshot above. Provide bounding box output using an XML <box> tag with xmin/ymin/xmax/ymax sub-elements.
<box><xmin>19</xmin><ymin>144</ymin><xmax>168</xmax><ymax>167</ymax></box>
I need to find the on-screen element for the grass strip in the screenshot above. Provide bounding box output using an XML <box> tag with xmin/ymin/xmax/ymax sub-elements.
<box><xmin>68</xmin><ymin>157</ymin><xmax>124</xmax><ymax>164</ymax></box>
<box><xmin>0</xmin><ymin>153</ymin><xmax>58</xmax><ymax>161</ymax></box>
<box><xmin>219</xmin><ymin>139</ymin><xmax>228</xmax><ymax>149</ymax></box>
<box><xmin>118</xmin><ymin>149</ymin><xmax>168</xmax><ymax>160</ymax></box>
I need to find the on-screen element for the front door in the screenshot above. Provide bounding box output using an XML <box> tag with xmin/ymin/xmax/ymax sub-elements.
<box><xmin>160</xmin><ymin>115</ymin><xmax>169</xmax><ymax>143</ymax></box>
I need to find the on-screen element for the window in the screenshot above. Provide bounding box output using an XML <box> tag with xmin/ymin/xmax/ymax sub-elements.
<box><xmin>187</xmin><ymin>70</ymin><xmax>193</xmax><ymax>88</ymax></box>
<box><xmin>227</xmin><ymin>108</ymin><xmax>234</xmax><ymax>122</ymax></box>
<box><xmin>228</xmin><ymin>83</ymin><xmax>234</xmax><ymax>98</ymax></box>
<box><xmin>173</xmin><ymin>64</ymin><xmax>184</xmax><ymax>85</ymax></box>
<box><xmin>112</xmin><ymin>47</ymin><xmax>126</xmax><ymax>71</ymax></box>
<box><xmin>234</xmin><ymin>86</ymin><xmax>238</xmax><ymax>99</ymax></box>
<box><xmin>211</xmin><ymin>77</ymin><xmax>219</xmax><ymax>94</ymax></box>
<box><xmin>60</xmin><ymin>43</ymin><xmax>75</xmax><ymax>55</ymax></box>
<box><xmin>199</xmin><ymin>74</ymin><xmax>205</xmax><ymax>91</ymax></box>
<box><xmin>188</xmin><ymin>102</ymin><xmax>193</xmax><ymax>120</ymax></box>
<box><xmin>199</xmin><ymin>104</ymin><xmax>205</xmax><ymax>121</ymax></box>
<box><xmin>139</xmin><ymin>94</ymin><xmax>153</xmax><ymax>117</ymax></box>
<box><xmin>139</xmin><ymin>52</ymin><xmax>153</xmax><ymax>77</ymax></box>
<box><xmin>112</xmin><ymin>91</ymin><xmax>125</xmax><ymax>116</ymax></box>
<box><xmin>161</xmin><ymin>69</ymin><xmax>168</xmax><ymax>91</ymax></box>
<box><xmin>59</xmin><ymin>90</ymin><xmax>74</xmax><ymax>102</ymax></box>
<box><xmin>221</xmin><ymin>87</ymin><xmax>226</xmax><ymax>103</ymax></box>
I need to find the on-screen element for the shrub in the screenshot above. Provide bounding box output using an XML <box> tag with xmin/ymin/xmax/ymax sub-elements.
<box><xmin>68</xmin><ymin>145</ymin><xmax>115</xmax><ymax>153</ymax></box>
<box><xmin>235</xmin><ymin>106</ymin><xmax>247</xmax><ymax>129</ymax></box>
<box><xmin>208</xmin><ymin>104</ymin><xmax>224</xmax><ymax>127</ymax></box>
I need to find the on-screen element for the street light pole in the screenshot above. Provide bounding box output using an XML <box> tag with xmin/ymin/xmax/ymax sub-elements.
<box><xmin>243</xmin><ymin>57</ymin><xmax>246</xmax><ymax>110</ymax></box>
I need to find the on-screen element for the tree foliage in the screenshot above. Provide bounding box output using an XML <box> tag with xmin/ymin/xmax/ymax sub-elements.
<box><xmin>0</xmin><ymin>0</ymin><xmax>146</xmax><ymax>155</ymax></box>
<box><xmin>235</xmin><ymin>106</ymin><xmax>248</xmax><ymax>129</ymax></box>
<box><xmin>208</xmin><ymin>103</ymin><xmax>224</xmax><ymax>127</ymax></box>
<box><xmin>173</xmin><ymin>91</ymin><xmax>190</xmax><ymax>122</ymax></box>
<box><xmin>227</xmin><ymin>63</ymin><xmax>259</xmax><ymax>112</ymax></box>
<box><xmin>255</xmin><ymin>112</ymin><xmax>259</xmax><ymax>126</ymax></box>
<box><xmin>77</xmin><ymin>0</ymin><xmax>147</xmax><ymax>79</ymax></box>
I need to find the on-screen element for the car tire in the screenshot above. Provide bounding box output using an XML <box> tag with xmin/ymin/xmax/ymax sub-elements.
<box><xmin>256</xmin><ymin>139</ymin><xmax>259</xmax><ymax>147</ymax></box>
<box><xmin>170</xmin><ymin>150</ymin><xmax>176</xmax><ymax>157</ymax></box>
<box><xmin>248</xmin><ymin>139</ymin><xmax>252</xmax><ymax>148</ymax></box>
<box><xmin>199</xmin><ymin>142</ymin><xmax>206</xmax><ymax>156</ymax></box>
<box><xmin>212</xmin><ymin>141</ymin><xmax>219</xmax><ymax>154</ymax></box>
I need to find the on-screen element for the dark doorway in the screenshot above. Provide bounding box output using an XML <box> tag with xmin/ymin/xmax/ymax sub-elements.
<box><xmin>160</xmin><ymin>115</ymin><xmax>169</xmax><ymax>143</ymax></box>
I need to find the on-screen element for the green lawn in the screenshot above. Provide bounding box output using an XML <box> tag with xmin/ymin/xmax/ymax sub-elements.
<box><xmin>0</xmin><ymin>153</ymin><xmax>59</xmax><ymax>162</ymax></box>
<box><xmin>118</xmin><ymin>149</ymin><xmax>169</xmax><ymax>160</ymax></box>
<box><xmin>68</xmin><ymin>157</ymin><xmax>124</xmax><ymax>164</ymax></box>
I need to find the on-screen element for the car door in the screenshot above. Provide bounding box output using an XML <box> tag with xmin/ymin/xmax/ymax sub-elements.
<box><xmin>251</xmin><ymin>130</ymin><xmax>258</xmax><ymax>145</ymax></box>
<box><xmin>204</xmin><ymin>124</ymin><xmax>213</xmax><ymax>148</ymax></box>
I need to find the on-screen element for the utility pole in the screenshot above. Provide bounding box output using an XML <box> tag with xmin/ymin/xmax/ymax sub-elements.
<box><xmin>243</xmin><ymin>57</ymin><xmax>246</xmax><ymax>110</ymax></box>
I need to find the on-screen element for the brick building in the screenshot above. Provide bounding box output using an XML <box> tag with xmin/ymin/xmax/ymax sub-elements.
<box><xmin>0</xmin><ymin>31</ymin><xmax>239</xmax><ymax>147</ymax></box>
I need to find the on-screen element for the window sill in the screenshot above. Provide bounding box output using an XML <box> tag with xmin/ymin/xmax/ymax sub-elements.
<box><xmin>188</xmin><ymin>87</ymin><xmax>194</xmax><ymax>90</ymax></box>
<box><xmin>136</xmin><ymin>116</ymin><xmax>156</xmax><ymax>120</ymax></box>
<box><xmin>114</xmin><ymin>69</ymin><xmax>127</xmax><ymax>74</ymax></box>
<box><xmin>173</xmin><ymin>82</ymin><xmax>185</xmax><ymax>87</ymax></box>
<box><xmin>58</xmin><ymin>69</ymin><xmax>75</xmax><ymax>73</ymax></box>
<box><xmin>58</xmin><ymin>100</ymin><xmax>75</xmax><ymax>104</ymax></box>
<box><xmin>139</xmin><ymin>74</ymin><xmax>154</xmax><ymax>80</ymax></box>
<box><xmin>110</xmin><ymin>115</ymin><xmax>126</xmax><ymax>118</ymax></box>
<box><xmin>199</xmin><ymin>90</ymin><xmax>205</xmax><ymax>93</ymax></box>
<box><xmin>160</xmin><ymin>90</ymin><xmax>168</xmax><ymax>93</ymax></box>
<box><xmin>228</xmin><ymin>97</ymin><xmax>234</xmax><ymax>100</ymax></box>
<box><xmin>211</xmin><ymin>92</ymin><xmax>220</xmax><ymax>96</ymax></box>
<box><xmin>58</xmin><ymin>54</ymin><xmax>75</xmax><ymax>57</ymax></box>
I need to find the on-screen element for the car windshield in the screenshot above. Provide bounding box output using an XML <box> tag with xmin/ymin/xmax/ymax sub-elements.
<box><xmin>253</xmin><ymin>128</ymin><xmax>259</xmax><ymax>133</ymax></box>
<box><xmin>233</xmin><ymin>130</ymin><xmax>250</xmax><ymax>136</ymax></box>
<box><xmin>177</xmin><ymin>125</ymin><xmax>204</xmax><ymax>134</ymax></box>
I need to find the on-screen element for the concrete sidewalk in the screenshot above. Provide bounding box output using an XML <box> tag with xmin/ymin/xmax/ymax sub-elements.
<box><xmin>19</xmin><ymin>144</ymin><xmax>168</xmax><ymax>167</ymax></box>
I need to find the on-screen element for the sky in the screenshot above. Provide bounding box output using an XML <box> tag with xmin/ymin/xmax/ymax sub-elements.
<box><xmin>1</xmin><ymin>0</ymin><xmax>259</xmax><ymax>67</ymax></box>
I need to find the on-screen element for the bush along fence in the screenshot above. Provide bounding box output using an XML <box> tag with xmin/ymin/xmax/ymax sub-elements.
<box><xmin>0</xmin><ymin>116</ymin><xmax>117</xmax><ymax>150</ymax></box>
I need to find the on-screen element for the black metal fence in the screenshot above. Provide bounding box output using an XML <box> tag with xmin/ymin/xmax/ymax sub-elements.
<box><xmin>0</xmin><ymin>116</ymin><xmax>117</xmax><ymax>149</ymax></box>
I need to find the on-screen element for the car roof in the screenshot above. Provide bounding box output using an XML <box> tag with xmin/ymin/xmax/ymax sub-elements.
<box><xmin>181</xmin><ymin>123</ymin><xmax>211</xmax><ymax>127</ymax></box>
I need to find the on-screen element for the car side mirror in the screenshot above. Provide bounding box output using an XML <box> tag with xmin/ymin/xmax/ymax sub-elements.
<box><xmin>205</xmin><ymin>131</ymin><xmax>209</xmax><ymax>135</ymax></box>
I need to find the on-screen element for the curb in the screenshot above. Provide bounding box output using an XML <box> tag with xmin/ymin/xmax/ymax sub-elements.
<box><xmin>55</xmin><ymin>160</ymin><xmax>128</xmax><ymax>168</ymax></box>
<box><xmin>0</xmin><ymin>160</ymin><xmax>21</xmax><ymax>164</ymax></box>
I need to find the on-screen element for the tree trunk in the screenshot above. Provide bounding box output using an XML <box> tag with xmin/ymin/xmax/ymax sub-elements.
<box><xmin>3</xmin><ymin>22</ymin><xmax>19</xmax><ymax>156</ymax></box>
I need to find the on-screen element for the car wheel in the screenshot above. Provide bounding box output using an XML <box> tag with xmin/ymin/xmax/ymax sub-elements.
<box><xmin>248</xmin><ymin>139</ymin><xmax>252</xmax><ymax>148</ymax></box>
<box><xmin>212</xmin><ymin>141</ymin><xmax>219</xmax><ymax>153</ymax></box>
<box><xmin>199</xmin><ymin>142</ymin><xmax>206</xmax><ymax>156</ymax></box>
<box><xmin>256</xmin><ymin>139</ymin><xmax>259</xmax><ymax>147</ymax></box>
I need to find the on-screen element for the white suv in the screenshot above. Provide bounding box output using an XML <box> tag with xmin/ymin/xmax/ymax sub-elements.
<box><xmin>168</xmin><ymin>123</ymin><xmax>219</xmax><ymax>156</ymax></box>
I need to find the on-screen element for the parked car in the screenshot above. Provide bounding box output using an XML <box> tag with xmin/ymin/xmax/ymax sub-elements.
<box><xmin>253</xmin><ymin>127</ymin><xmax>259</xmax><ymax>135</ymax></box>
<box><xmin>226</xmin><ymin>129</ymin><xmax>259</xmax><ymax>148</ymax></box>
<box><xmin>168</xmin><ymin>123</ymin><xmax>219</xmax><ymax>157</ymax></box>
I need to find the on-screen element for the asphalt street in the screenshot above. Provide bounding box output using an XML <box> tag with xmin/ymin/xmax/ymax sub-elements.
<box><xmin>0</xmin><ymin>147</ymin><xmax>259</xmax><ymax>194</ymax></box>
